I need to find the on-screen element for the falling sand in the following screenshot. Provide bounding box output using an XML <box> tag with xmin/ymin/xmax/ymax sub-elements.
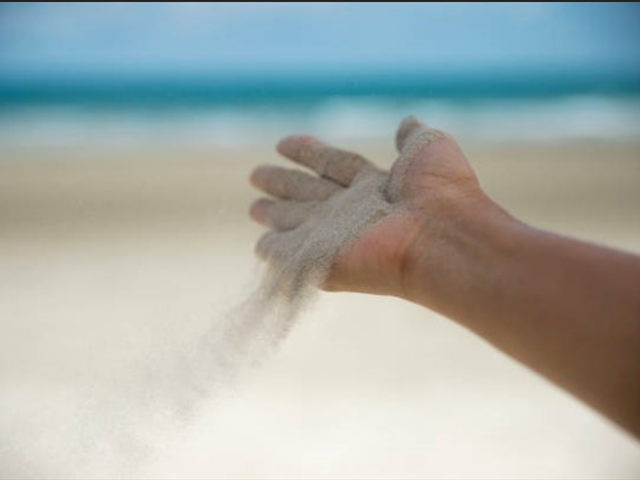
<box><xmin>147</xmin><ymin>142</ymin><xmax>408</xmax><ymax>475</ymax></box>
<box><xmin>188</xmin><ymin>122</ymin><xmax>447</xmax><ymax>414</ymax></box>
<box><xmin>8</xmin><ymin>153</ymin><xmax>395</xmax><ymax>479</ymax></box>
<box><xmin>79</xmin><ymin>166</ymin><xmax>396</xmax><ymax>477</ymax></box>
<box><xmin>185</xmin><ymin>161</ymin><xmax>398</xmax><ymax>406</ymax></box>
<box><xmin>147</xmin><ymin>120</ymin><xmax>443</xmax><ymax>410</ymax></box>
<box><xmin>3</xmin><ymin>120</ymin><xmax>446</xmax><ymax>478</ymax></box>
<box><xmin>183</xmin><ymin>121</ymin><xmax>446</xmax><ymax>404</ymax></box>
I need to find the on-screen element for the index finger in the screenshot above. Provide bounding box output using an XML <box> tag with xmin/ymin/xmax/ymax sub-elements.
<box><xmin>277</xmin><ymin>135</ymin><xmax>374</xmax><ymax>187</ymax></box>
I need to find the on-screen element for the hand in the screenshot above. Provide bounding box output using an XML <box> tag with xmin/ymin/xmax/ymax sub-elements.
<box><xmin>250</xmin><ymin>116</ymin><xmax>640</xmax><ymax>439</ymax></box>
<box><xmin>249</xmin><ymin>116</ymin><xmax>494</xmax><ymax>299</ymax></box>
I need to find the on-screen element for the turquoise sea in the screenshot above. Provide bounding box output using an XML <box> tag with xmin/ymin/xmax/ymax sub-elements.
<box><xmin>1</xmin><ymin>70</ymin><xmax>640</xmax><ymax>147</ymax></box>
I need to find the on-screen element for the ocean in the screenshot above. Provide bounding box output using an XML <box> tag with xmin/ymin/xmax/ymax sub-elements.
<box><xmin>1</xmin><ymin>71</ymin><xmax>640</xmax><ymax>148</ymax></box>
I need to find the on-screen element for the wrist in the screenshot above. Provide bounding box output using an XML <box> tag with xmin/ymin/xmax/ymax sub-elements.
<box><xmin>401</xmin><ymin>190</ymin><xmax>522</xmax><ymax>313</ymax></box>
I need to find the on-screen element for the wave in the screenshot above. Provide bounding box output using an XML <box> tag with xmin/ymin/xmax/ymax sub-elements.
<box><xmin>1</xmin><ymin>96</ymin><xmax>639</xmax><ymax>149</ymax></box>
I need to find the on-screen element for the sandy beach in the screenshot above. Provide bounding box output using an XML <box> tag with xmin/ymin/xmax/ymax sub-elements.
<box><xmin>1</xmin><ymin>138</ymin><xmax>639</xmax><ymax>478</ymax></box>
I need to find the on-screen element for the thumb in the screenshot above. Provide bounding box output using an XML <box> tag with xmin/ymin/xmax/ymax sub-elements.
<box><xmin>387</xmin><ymin>116</ymin><xmax>443</xmax><ymax>202</ymax></box>
<box><xmin>395</xmin><ymin>115</ymin><xmax>425</xmax><ymax>154</ymax></box>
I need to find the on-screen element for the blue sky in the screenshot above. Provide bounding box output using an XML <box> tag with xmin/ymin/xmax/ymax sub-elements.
<box><xmin>0</xmin><ymin>2</ymin><xmax>639</xmax><ymax>79</ymax></box>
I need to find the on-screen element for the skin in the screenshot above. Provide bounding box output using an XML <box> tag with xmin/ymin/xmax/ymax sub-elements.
<box><xmin>249</xmin><ymin>116</ymin><xmax>640</xmax><ymax>439</ymax></box>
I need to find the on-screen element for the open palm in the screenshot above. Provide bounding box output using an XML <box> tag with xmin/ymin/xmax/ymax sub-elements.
<box><xmin>250</xmin><ymin>117</ymin><xmax>483</xmax><ymax>298</ymax></box>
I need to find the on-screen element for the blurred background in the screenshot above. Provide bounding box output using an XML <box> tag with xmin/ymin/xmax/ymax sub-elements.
<box><xmin>1</xmin><ymin>2</ymin><xmax>639</xmax><ymax>478</ymax></box>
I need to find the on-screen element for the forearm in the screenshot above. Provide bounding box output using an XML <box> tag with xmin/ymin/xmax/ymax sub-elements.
<box><xmin>252</xmin><ymin>117</ymin><xmax>640</xmax><ymax>436</ymax></box>
<box><xmin>405</xmin><ymin>196</ymin><xmax>640</xmax><ymax>437</ymax></box>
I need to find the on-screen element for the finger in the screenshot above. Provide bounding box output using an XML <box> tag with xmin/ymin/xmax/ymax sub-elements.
<box><xmin>387</xmin><ymin>117</ymin><xmax>447</xmax><ymax>203</ymax></box>
<box><xmin>277</xmin><ymin>135</ymin><xmax>373</xmax><ymax>186</ymax></box>
<box><xmin>395</xmin><ymin>116</ymin><xmax>444</xmax><ymax>155</ymax></box>
<box><xmin>250</xmin><ymin>165</ymin><xmax>341</xmax><ymax>201</ymax></box>
<box><xmin>395</xmin><ymin>116</ymin><xmax>423</xmax><ymax>153</ymax></box>
<box><xmin>249</xmin><ymin>198</ymin><xmax>316</xmax><ymax>231</ymax></box>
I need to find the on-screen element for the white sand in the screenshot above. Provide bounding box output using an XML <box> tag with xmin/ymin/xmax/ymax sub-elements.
<box><xmin>0</xmin><ymin>141</ymin><xmax>639</xmax><ymax>478</ymax></box>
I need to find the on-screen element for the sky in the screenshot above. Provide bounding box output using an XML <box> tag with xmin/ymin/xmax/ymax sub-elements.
<box><xmin>0</xmin><ymin>2</ymin><xmax>639</xmax><ymax>81</ymax></box>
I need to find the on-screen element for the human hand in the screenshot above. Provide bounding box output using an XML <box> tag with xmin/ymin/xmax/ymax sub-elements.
<box><xmin>249</xmin><ymin>116</ymin><xmax>497</xmax><ymax>300</ymax></box>
<box><xmin>251</xmin><ymin>117</ymin><xmax>640</xmax><ymax>440</ymax></box>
